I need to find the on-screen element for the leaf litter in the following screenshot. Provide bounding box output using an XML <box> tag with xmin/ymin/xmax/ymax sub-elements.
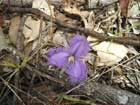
<box><xmin>0</xmin><ymin>0</ymin><xmax>140</xmax><ymax>105</ymax></box>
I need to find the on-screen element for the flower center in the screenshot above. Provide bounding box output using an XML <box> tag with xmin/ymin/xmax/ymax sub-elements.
<box><xmin>68</xmin><ymin>55</ymin><xmax>75</xmax><ymax>62</ymax></box>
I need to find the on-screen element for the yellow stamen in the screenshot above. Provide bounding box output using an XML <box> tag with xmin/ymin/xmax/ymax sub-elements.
<box><xmin>68</xmin><ymin>55</ymin><xmax>75</xmax><ymax>62</ymax></box>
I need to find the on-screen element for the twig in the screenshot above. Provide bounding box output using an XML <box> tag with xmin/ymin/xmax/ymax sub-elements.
<box><xmin>14</xmin><ymin>15</ymin><xmax>27</xmax><ymax>105</ymax></box>
<box><xmin>26</xmin><ymin>64</ymin><xmax>65</xmax><ymax>85</ymax></box>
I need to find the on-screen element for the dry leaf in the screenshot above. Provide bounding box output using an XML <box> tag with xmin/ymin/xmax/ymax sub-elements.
<box><xmin>64</xmin><ymin>6</ymin><xmax>80</xmax><ymax>15</ymax></box>
<box><xmin>9</xmin><ymin>16</ymin><xmax>21</xmax><ymax>45</ymax></box>
<box><xmin>32</xmin><ymin>0</ymin><xmax>54</xmax><ymax>16</ymax></box>
<box><xmin>128</xmin><ymin>2</ymin><xmax>140</xmax><ymax>34</ymax></box>
<box><xmin>64</xmin><ymin>6</ymin><xmax>94</xmax><ymax>31</ymax></box>
<box><xmin>64</xmin><ymin>6</ymin><xmax>89</xmax><ymax>17</ymax></box>
<box><xmin>23</xmin><ymin>16</ymin><xmax>45</xmax><ymax>44</ymax></box>
<box><xmin>87</xmin><ymin>36</ymin><xmax>128</xmax><ymax>66</ymax></box>
<box><xmin>0</xmin><ymin>28</ymin><xmax>9</xmax><ymax>51</ymax></box>
<box><xmin>88</xmin><ymin>0</ymin><xmax>118</xmax><ymax>8</ymax></box>
<box><xmin>53</xmin><ymin>31</ymin><xmax>67</xmax><ymax>46</ymax></box>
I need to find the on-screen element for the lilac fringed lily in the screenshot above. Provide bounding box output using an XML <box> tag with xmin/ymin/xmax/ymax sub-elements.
<box><xmin>48</xmin><ymin>34</ymin><xmax>90</xmax><ymax>84</ymax></box>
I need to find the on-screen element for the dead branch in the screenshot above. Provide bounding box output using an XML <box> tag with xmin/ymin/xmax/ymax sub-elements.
<box><xmin>0</xmin><ymin>6</ymin><xmax>138</xmax><ymax>47</ymax></box>
<box><xmin>4</xmin><ymin>7</ymin><xmax>140</xmax><ymax>47</ymax></box>
<box><xmin>74</xmin><ymin>81</ymin><xmax>140</xmax><ymax>105</ymax></box>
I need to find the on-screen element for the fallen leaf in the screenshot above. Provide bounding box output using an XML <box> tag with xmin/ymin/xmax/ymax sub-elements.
<box><xmin>128</xmin><ymin>2</ymin><xmax>140</xmax><ymax>34</ymax></box>
<box><xmin>87</xmin><ymin>36</ymin><xmax>128</xmax><ymax>66</ymax></box>
<box><xmin>32</xmin><ymin>0</ymin><xmax>54</xmax><ymax>16</ymax></box>
<box><xmin>23</xmin><ymin>16</ymin><xmax>45</xmax><ymax>44</ymax></box>
<box><xmin>9</xmin><ymin>16</ymin><xmax>20</xmax><ymax>45</ymax></box>
<box><xmin>0</xmin><ymin>28</ymin><xmax>10</xmax><ymax>51</ymax></box>
<box><xmin>88</xmin><ymin>0</ymin><xmax>118</xmax><ymax>8</ymax></box>
<box><xmin>64</xmin><ymin>6</ymin><xmax>94</xmax><ymax>31</ymax></box>
<box><xmin>53</xmin><ymin>31</ymin><xmax>68</xmax><ymax>46</ymax></box>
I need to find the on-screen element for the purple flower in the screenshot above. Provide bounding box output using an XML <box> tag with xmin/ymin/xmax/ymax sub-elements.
<box><xmin>47</xmin><ymin>34</ymin><xmax>90</xmax><ymax>84</ymax></box>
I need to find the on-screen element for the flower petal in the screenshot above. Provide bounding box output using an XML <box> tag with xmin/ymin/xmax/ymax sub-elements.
<box><xmin>48</xmin><ymin>47</ymin><xmax>69</xmax><ymax>67</ymax></box>
<box><xmin>69</xmin><ymin>34</ymin><xmax>90</xmax><ymax>57</ymax></box>
<box><xmin>66</xmin><ymin>59</ymin><xmax>87</xmax><ymax>84</ymax></box>
<box><xmin>48</xmin><ymin>47</ymin><xmax>65</xmax><ymax>57</ymax></box>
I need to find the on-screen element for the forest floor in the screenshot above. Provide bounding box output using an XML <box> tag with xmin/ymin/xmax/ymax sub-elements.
<box><xmin>0</xmin><ymin>0</ymin><xmax>140</xmax><ymax>105</ymax></box>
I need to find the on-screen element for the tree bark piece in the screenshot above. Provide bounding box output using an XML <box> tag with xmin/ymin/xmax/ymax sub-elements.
<box><xmin>74</xmin><ymin>81</ymin><xmax>140</xmax><ymax>105</ymax></box>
